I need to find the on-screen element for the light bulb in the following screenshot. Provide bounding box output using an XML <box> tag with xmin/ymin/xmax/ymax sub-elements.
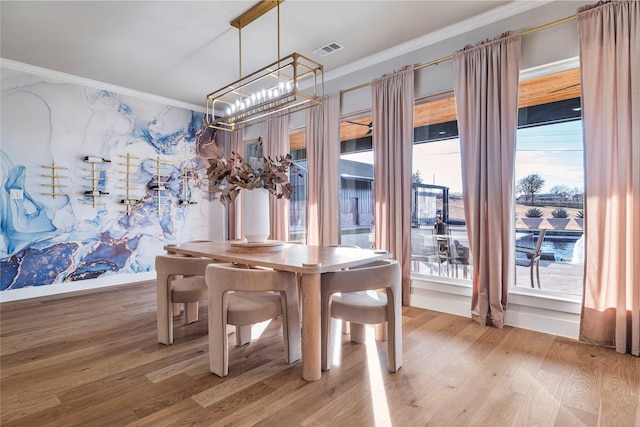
<box><xmin>261</xmin><ymin>89</ymin><xmax>267</xmax><ymax>99</ymax></box>
<box><xmin>231</xmin><ymin>105</ymin><xmax>236</xmax><ymax>113</ymax></box>
<box><xmin>274</xmin><ymin>88</ymin><xmax>280</xmax><ymax>97</ymax></box>
<box><xmin>226</xmin><ymin>107</ymin><xmax>231</xmax><ymax>115</ymax></box>
<box><xmin>286</xmin><ymin>82</ymin><xmax>292</xmax><ymax>92</ymax></box>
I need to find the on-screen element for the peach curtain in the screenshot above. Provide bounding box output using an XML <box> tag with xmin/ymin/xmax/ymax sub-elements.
<box><xmin>264</xmin><ymin>116</ymin><xmax>291</xmax><ymax>242</ymax></box>
<box><xmin>577</xmin><ymin>0</ymin><xmax>639</xmax><ymax>356</ymax></box>
<box><xmin>372</xmin><ymin>65</ymin><xmax>414</xmax><ymax>305</ymax></box>
<box><xmin>306</xmin><ymin>94</ymin><xmax>340</xmax><ymax>246</ymax></box>
<box><xmin>227</xmin><ymin>129</ymin><xmax>244</xmax><ymax>240</ymax></box>
<box><xmin>453</xmin><ymin>32</ymin><xmax>521</xmax><ymax>327</ymax></box>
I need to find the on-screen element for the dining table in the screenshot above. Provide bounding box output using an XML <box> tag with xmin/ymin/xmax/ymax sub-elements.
<box><xmin>164</xmin><ymin>240</ymin><xmax>391</xmax><ymax>381</ymax></box>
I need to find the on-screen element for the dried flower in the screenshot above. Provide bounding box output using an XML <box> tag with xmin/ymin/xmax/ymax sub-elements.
<box><xmin>207</xmin><ymin>151</ymin><xmax>298</xmax><ymax>204</ymax></box>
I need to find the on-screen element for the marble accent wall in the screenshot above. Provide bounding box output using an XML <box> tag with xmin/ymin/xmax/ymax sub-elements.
<box><xmin>0</xmin><ymin>66</ymin><xmax>222</xmax><ymax>291</ymax></box>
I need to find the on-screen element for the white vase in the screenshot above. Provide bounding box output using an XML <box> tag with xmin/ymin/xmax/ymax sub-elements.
<box><xmin>242</xmin><ymin>188</ymin><xmax>270</xmax><ymax>243</ymax></box>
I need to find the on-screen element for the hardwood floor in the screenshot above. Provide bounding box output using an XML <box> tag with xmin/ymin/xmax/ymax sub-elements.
<box><xmin>1</xmin><ymin>281</ymin><xmax>638</xmax><ymax>426</ymax></box>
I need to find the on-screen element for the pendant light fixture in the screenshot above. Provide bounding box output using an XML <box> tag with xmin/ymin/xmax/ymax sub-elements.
<box><xmin>205</xmin><ymin>0</ymin><xmax>324</xmax><ymax>132</ymax></box>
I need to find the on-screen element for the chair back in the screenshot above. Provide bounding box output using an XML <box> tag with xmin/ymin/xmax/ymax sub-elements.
<box><xmin>321</xmin><ymin>259</ymin><xmax>401</xmax><ymax>295</ymax></box>
<box><xmin>155</xmin><ymin>254</ymin><xmax>213</xmax><ymax>278</ymax></box>
<box><xmin>206</xmin><ymin>263</ymin><xmax>298</xmax><ymax>293</ymax></box>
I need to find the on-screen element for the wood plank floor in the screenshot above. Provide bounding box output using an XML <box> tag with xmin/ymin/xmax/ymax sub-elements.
<box><xmin>1</xmin><ymin>281</ymin><xmax>638</xmax><ymax>426</ymax></box>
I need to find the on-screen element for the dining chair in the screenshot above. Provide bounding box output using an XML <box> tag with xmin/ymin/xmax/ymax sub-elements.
<box><xmin>205</xmin><ymin>263</ymin><xmax>301</xmax><ymax>377</ymax></box>
<box><xmin>516</xmin><ymin>229</ymin><xmax>547</xmax><ymax>288</ymax></box>
<box><xmin>156</xmin><ymin>252</ymin><xmax>215</xmax><ymax>345</ymax></box>
<box><xmin>320</xmin><ymin>259</ymin><xmax>402</xmax><ymax>373</ymax></box>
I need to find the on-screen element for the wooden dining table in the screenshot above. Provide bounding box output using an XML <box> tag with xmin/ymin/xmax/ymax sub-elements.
<box><xmin>164</xmin><ymin>240</ymin><xmax>391</xmax><ymax>381</ymax></box>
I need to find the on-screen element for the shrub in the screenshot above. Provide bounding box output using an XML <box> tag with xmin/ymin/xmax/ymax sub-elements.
<box><xmin>551</xmin><ymin>207</ymin><xmax>569</xmax><ymax>218</ymax></box>
<box><xmin>576</xmin><ymin>210</ymin><xmax>584</xmax><ymax>218</ymax></box>
<box><xmin>525</xmin><ymin>208</ymin><xmax>543</xmax><ymax>218</ymax></box>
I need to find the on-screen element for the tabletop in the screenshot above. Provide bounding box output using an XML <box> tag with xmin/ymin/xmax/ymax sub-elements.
<box><xmin>165</xmin><ymin>240</ymin><xmax>391</xmax><ymax>274</ymax></box>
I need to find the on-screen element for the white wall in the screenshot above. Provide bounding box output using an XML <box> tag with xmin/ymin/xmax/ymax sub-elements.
<box><xmin>328</xmin><ymin>1</ymin><xmax>587</xmax><ymax>116</ymax></box>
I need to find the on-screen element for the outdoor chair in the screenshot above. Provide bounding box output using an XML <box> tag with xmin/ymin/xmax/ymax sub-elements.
<box><xmin>411</xmin><ymin>229</ymin><xmax>449</xmax><ymax>276</ymax></box>
<box><xmin>516</xmin><ymin>229</ymin><xmax>547</xmax><ymax>288</ymax></box>
<box><xmin>448</xmin><ymin>239</ymin><xmax>470</xmax><ymax>279</ymax></box>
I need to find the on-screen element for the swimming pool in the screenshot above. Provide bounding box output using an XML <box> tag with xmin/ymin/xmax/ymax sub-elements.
<box><xmin>516</xmin><ymin>231</ymin><xmax>583</xmax><ymax>263</ymax></box>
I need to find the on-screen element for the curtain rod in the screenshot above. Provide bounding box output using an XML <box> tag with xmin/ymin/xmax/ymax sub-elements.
<box><xmin>340</xmin><ymin>14</ymin><xmax>577</xmax><ymax>95</ymax></box>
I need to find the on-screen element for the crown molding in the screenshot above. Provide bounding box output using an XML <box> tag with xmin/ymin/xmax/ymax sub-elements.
<box><xmin>520</xmin><ymin>56</ymin><xmax>580</xmax><ymax>81</ymax></box>
<box><xmin>0</xmin><ymin>58</ymin><xmax>205</xmax><ymax>113</ymax></box>
<box><xmin>324</xmin><ymin>0</ymin><xmax>555</xmax><ymax>84</ymax></box>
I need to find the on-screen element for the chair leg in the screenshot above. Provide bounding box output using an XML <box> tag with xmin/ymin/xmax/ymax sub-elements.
<box><xmin>235</xmin><ymin>325</ymin><xmax>252</xmax><ymax>346</ymax></box>
<box><xmin>172</xmin><ymin>303</ymin><xmax>182</xmax><ymax>317</ymax></box>
<box><xmin>282</xmin><ymin>290</ymin><xmax>301</xmax><ymax>365</ymax></box>
<box><xmin>209</xmin><ymin>291</ymin><xmax>229</xmax><ymax>377</ymax></box>
<box><xmin>387</xmin><ymin>318</ymin><xmax>401</xmax><ymax>373</ymax></box>
<box><xmin>375</xmin><ymin>322</ymin><xmax>388</xmax><ymax>341</ymax></box>
<box><xmin>387</xmin><ymin>289</ymin><xmax>402</xmax><ymax>373</ymax></box>
<box><xmin>321</xmin><ymin>295</ymin><xmax>333</xmax><ymax>371</ymax></box>
<box><xmin>535</xmin><ymin>261</ymin><xmax>541</xmax><ymax>289</ymax></box>
<box><xmin>350</xmin><ymin>323</ymin><xmax>366</xmax><ymax>343</ymax></box>
<box><xmin>156</xmin><ymin>273</ymin><xmax>174</xmax><ymax>345</ymax></box>
<box><xmin>184</xmin><ymin>302</ymin><xmax>199</xmax><ymax>324</ymax></box>
<box><xmin>529</xmin><ymin>263</ymin><xmax>535</xmax><ymax>288</ymax></box>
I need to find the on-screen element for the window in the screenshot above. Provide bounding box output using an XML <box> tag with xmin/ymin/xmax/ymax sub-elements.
<box><xmin>411</xmin><ymin>94</ymin><xmax>473</xmax><ymax>279</ymax></box>
<box><xmin>289</xmin><ymin>129</ymin><xmax>307</xmax><ymax>243</ymax></box>
<box><xmin>340</xmin><ymin>117</ymin><xmax>374</xmax><ymax>248</ymax></box>
<box><xmin>515</xmin><ymin>67</ymin><xmax>584</xmax><ymax>295</ymax></box>
<box><xmin>288</xmin><ymin>118</ymin><xmax>375</xmax><ymax>248</ymax></box>
<box><xmin>411</xmin><ymin>66</ymin><xmax>584</xmax><ymax>297</ymax></box>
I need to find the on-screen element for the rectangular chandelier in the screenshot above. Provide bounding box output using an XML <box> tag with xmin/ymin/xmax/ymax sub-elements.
<box><xmin>205</xmin><ymin>52</ymin><xmax>324</xmax><ymax>131</ymax></box>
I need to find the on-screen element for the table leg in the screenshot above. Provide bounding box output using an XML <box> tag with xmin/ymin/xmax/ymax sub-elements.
<box><xmin>300</xmin><ymin>273</ymin><xmax>321</xmax><ymax>381</ymax></box>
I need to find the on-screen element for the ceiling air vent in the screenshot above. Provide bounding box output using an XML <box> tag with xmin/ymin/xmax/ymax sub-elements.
<box><xmin>313</xmin><ymin>41</ymin><xmax>344</xmax><ymax>57</ymax></box>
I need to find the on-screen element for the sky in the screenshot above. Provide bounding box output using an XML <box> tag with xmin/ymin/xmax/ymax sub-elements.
<box><xmin>342</xmin><ymin>120</ymin><xmax>585</xmax><ymax>195</ymax></box>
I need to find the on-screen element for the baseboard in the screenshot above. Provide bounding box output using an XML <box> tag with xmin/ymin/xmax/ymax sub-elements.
<box><xmin>410</xmin><ymin>276</ymin><xmax>581</xmax><ymax>339</ymax></box>
<box><xmin>0</xmin><ymin>272</ymin><xmax>156</xmax><ymax>303</ymax></box>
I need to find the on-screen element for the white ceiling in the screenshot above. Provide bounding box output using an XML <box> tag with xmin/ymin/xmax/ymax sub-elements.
<box><xmin>1</xmin><ymin>1</ymin><xmax>550</xmax><ymax>108</ymax></box>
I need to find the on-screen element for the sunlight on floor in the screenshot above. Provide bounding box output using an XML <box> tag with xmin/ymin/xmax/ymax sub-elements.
<box><xmin>331</xmin><ymin>319</ymin><xmax>343</xmax><ymax>367</ymax></box>
<box><xmin>365</xmin><ymin>324</ymin><xmax>392</xmax><ymax>426</ymax></box>
<box><xmin>251</xmin><ymin>319</ymin><xmax>273</xmax><ymax>340</ymax></box>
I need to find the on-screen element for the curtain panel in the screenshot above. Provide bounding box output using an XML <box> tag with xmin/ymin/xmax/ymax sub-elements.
<box><xmin>264</xmin><ymin>116</ymin><xmax>291</xmax><ymax>242</ymax></box>
<box><xmin>577</xmin><ymin>0</ymin><xmax>639</xmax><ymax>356</ymax></box>
<box><xmin>228</xmin><ymin>129</ymin><xmax>244</xmax><ymax>240</ymax></box>
<box><xmin>453</xmin><ymin>32</ymin><xmax>521</xmax><ymax>327</ymax></box>
<box><xmin>306</xmin><ymin>94</ymin><xmax>340</xmax><ymax>246</ymax></box>
<box><xmin>372</xmin><ymin>65</ymin><xmax>414</xmax><ymax>305</ymax></box>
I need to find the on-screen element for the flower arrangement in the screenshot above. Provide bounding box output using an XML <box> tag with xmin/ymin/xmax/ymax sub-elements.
<box><xmin>207</xmin><ymin>151</ymin><xmax>296</xmax><ymax>203</ymax></box>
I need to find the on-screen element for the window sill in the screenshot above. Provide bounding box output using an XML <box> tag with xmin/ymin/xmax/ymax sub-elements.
<box><xmin>410</xmin><ymin>273</ymin><xmax>581</xmax><ymax>338</ymax></box>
